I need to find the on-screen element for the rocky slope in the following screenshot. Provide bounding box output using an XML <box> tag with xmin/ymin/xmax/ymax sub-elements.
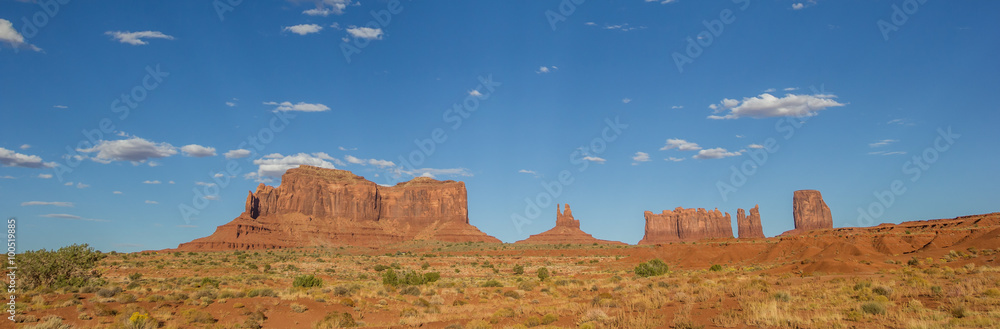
<box><xmin>516</xmin><ymin>204</ymin><xmax>626</xmax><ymax>245</ymax></box>
<box><xmin>737</xmin><ymin>205</ymin><xmax>765</xmax><ymax>239</ymax></box>
<box><xmin>638</xmin><ymin>207</ymin><xmax>734</xmax><ymax>244</ymax></box>
<box><xmin>177</xmin><ymin>165</ymin><xmax>499</xmax><ymax>250</ymax></box>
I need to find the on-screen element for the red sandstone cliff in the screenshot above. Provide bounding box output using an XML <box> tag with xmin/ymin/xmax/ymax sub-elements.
<box><xmin>177</xmin><ymin>165</ymin><xmax>499</xmax><ymax>250</ymax></box>
<box><xmin>787</xmin><ymin>189</ymin><xmax>833</xmax><ymax>235</ymax></box>
<box><xmin>638</xmin><ymin>207</ymin><xmax>734</xmax><ymax>244</ymax></box>
<box><xmin>515</xmin><ymin>204</ymin><xmax>626</xmax><ymax>245</ymax></box>
<box><xmin>737</xmin><ymin>205</ymin><xmax>765</xmax><ymax>239</ymax></box>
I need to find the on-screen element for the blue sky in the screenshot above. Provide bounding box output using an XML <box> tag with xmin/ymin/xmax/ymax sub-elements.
<box><xmin>2</xmin><ymin>0</ymin><xmax>998</xmax><ymax>252</ymax></box>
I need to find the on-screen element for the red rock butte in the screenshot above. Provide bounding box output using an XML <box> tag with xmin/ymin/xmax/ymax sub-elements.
<box><xmin>784</xmin><ymin>189</ymin><xmax>834</xmax><ymax>235</ymax></box>
<box><xmin>177</xmin><ymin>165</ymin><xmax>500</xmax><ymax>250</ymax></box>
<box><xmin>737</xmin><ymin>205</ymin><xmax>765</xmax><ymax>239</ymax></box>
<box><xmin>639</xmin><ymin>207</ymin><xmax>734</xmax><ymax>244</ymax></box>
<box><xmin>515</xmin><ymin>204</ymin><xmax>626</xmax><ymax>245</ymax></box>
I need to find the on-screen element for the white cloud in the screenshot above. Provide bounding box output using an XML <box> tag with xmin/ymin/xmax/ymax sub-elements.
<box><xmin>345</xmin><ymin>155</ymin><xmax>365</xmax><ymax>165</ymax></box>
<box><xmin>264</xmin><ymin>101</ymin><xmax>330</xmax><ymax>112</ymax></box>
<box><xmin>180</xmin><ymin>144</ymin><xmax>216</xmax><ymax>157</ymax></box>
<box><xmin>764</xmin><ymin>88</ymin><xmax>777</xmax><ymax>93</ymax></box>
<box><xmin>707</xmin><ymin>93</ymin><xmax>845</xmax><ymax>120</ymax></box>
<box><xmin>303</xmin><ymin>0</ymin><xmax>349</xmax><ymax>15</ymax></box>
<box><xmin>0</xmin><ymin>19</ymin><xmax>41</xmax><ymax>51</ymax></box>
<box><xmin>784</xmin><ymin>87</ymin><xmax>799</xmax><ymax>91</ymax></box>
<box><xmin>113</xmin><ymin>191</ymin><xmax>122</xmax><ymax>194</ymax></box>
<box><xmin>37</xmin><ymin>173</ymin><xmax>52</xmax><ymax>179</ymax></box>
<box><xmin>40</xmin><ymin>214</ymin><xmax>108</xmax><ymax>222</ymax></box>
<box><xmin>792</xmin><ymin>3</ymin><xmax>805</xmax><ymax>9</ymax></box>
<box><xmin>693</xmin><ymin>148</ymin><xmax>743</xmax><ymax>160</ymax></box>
<box><xmin>601</xmin><ymin>23</ymin><xmax>645</xmax><ymax>32</ymax></box>
<box><xmin>401</xmin><ymin>168</ymin><xmax>473</xmax><ymax>178</ymax></box>
<box><xmin>671</xmin><ymin>105</ymin><xmax>684</xmax><ymax>109</ymax></box>
<box><xmin>224</xmin><ymin>149</ymin><xmax>251</xmax><ymax>159</ymax></box>
<box><xmin>622</xmin><ymin>98</ymin><xmax>632</xmax><ymax>104</ymax></box>
<box><xmin>213</xmin><ymin>173</ymin><xmax>226</xmax><ymax>178</ymax></box>
<box><xmin>0</xmin><ymin>147</ymin><xmax>56</xmax><ymax>168</ymax></box>
<box><xmin>64</xmin><ymin>182</ymin><xmax>73</xmax><ymax>186</ymax></box>
<box><xmin>252</xmin><ymin>152</ymin><xmax>338</xmax><ymax>180</ymax></box>
<box><xmin>22</xmin><ymin>201</ymin><xmax>73</xmax><ymax>207</ymax></box>
<box><xmin>53</xmin><ymin>105</ymin><xmax>68</xmax><ymax>109</ymax></box>
<box><xmin>631</xmin><ymin>152</ymin><xmax>651</xmax><ymax>165</ymax></box>
<box><xmin>665</xmin><ymin>157</ymin><xmax>685</xmax><ymax>162</ymax></box>
<box><xmin>303</xmin><ymin>8</ymin><xmax>334</xmax><ymax>16</ymax></box>
<box><xmin>536</xmin><ymin>66</ymin><xmax>557</xmax><ymax>74</ymax></box>
<box><xmin>338</xmin><ymin>146</ymin><xmax>357</xmax><ymax>151</ymax></box>
<box><xmin>168</xmin><ymin>180</ymin><xmax>175</xmax><ymax>184</ymax></box>
<box><xmin>77</xmin><ymin>137</ymin><xmax>177</xmax><ymax>164</ymax></box>
<box><xmin>869</xmin><ymin>151</ymin><xmax>907</xmax><ymax>156</ymax></box>
<box><xmin>368</xmin><ymin>159</ymin><xmax>395</xmax><ymax>168</ymax></box>
<box><xmin>747</xmin><ymin>144</ymin><xmax>765</xmax><ymax>149</ymax></box>
<box><xmin>145</xmin><ymin>200</ymin><xmax>159</xmax><ymax>204</ymax></box>
<box><xmin>19</xmin><ymin>144</ymin><xmax>30</xmax><ymax>150</ymax></box>
<box><xmin>143</xmin><ymin>180</ymin><xmax>161</xmax><ymax>184</ymax></box>
<box><xmin>283</xmin><ymin>24</ymin><xmax>323</xmax><ymax>35</ymax></box>
<box><xmin>469</xmin><ymin>90</ymin><xmax>483</xmax><ymax>97</ymax></box>
<box><xmin>869</xmin><ymin>139</ymin><xmax>898</xmax><ymax>148</ymax></box>
<box><xmin>582</xmin><ymin>156</ymin><xmax>606</xmax><ymax>164</ymax></box>
<box><xmin>204</xmin><ymin>195</ymin><xmax>219</xmax><ymax>200</ymax></box>
<box><xmin>76</xmin><ymin>182</ymin><xmax>89</xmax><ymax>189</ymax></box>
<box><xmin>195</xmin><ymin>182</ymin><xmax>216</xmax><ymax>187</ymax></box>
<box><xmin>225</xmin><ymin>101</ymin><xmax>236</xmax><ymax>107</ymax></box>
<box><xmin>518</xmin><ymin>169</ymin><xmax>539</xmax><ymax>177</ymax></box>
<box><xmin>645</xmin><ymin>0</ymin><xmax>677</xmax><ymax>4</ymax></box>
<box><xmin>105</xmin><ymin>31</ymin><xmax>175</xmax><ymax>45</ymax></box>
<box><xmin>346</xmin><ymin>27</ymin><xmax>383</xmax><ymax>40</ymax></box>
<box><xmin>735</xmin><ymin>135</ymin><xmax>745</xmax><ymax>138</ymax></box>
<box><xmin>659</xmin><ymin>139</ymin><xmax>702</xmax><ymax>151</ymax></box>
<box><xmin>0</xmin><ymin>175</ymin><xmax>14</xmax><ymax>179</ymax></box>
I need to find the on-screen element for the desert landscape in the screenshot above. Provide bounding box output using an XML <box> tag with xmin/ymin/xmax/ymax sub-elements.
<box><xmin>10</xmin><ymin>166</ymin><xmax>1000</xmax><ymax>328</ymax></box>
<box><xmin>4</xmin><ymin>1</ymin><xmax>999</xmax><ymax>329</ymax></box>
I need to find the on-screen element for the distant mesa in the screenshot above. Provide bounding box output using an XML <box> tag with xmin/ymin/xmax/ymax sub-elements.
<box><xmin>638</xmin><ymin>207</ymin><xmax>734</xmax><ymax>244</ymax></box>
<box><xmin>515</xmin><ymin>204</ymin><xmax>626</xmax><ymax>245</ymax></box>
<box><xmin>177</xmin><ymin>165</ymin><xmax>499</xmax><ymax>250</ymax></box>
<box><xmin>737</xmin><ymin>205</ymin><xmax>765</xmax><ymax>239</ymax></box>
<box><xmin>783</xmin><ymin>189</ymin><xmax>834</xmax><ymax>236</ymax></box>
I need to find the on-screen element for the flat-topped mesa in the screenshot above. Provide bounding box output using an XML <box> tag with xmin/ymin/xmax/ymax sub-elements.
<box><xmin>515</xmin><ymin>204</ymin><xmax>626</xmax><ymax>245</ymax></box>
<box><xmin>737</xmin><ymin>205</ymin><xmax>765</xmax><ymax>239</ymax></box>
<box><xmin>177</xmin><ymin>165</ymin><xmax>499</xmax><ymax>250</ymax></box>
<box><xmin>638</xmin><ymin>207</ymin><xmax>734</xmax><ymax>245</ymax></box>
<box><xmin>793</xmin><ymin>190</ymin><xmax>833</xmax><ymax>231</ymax></box>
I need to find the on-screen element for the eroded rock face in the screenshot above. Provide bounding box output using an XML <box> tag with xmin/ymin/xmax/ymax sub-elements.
<box><xmin>516</xmin><ymin>204</ymin><xmax>625</xmax><ymax>245</ymax></box>
<box><xmin>737</xmin><ymin>205</ymin><xmax>765</xmax><ymax>239</ymax></box>
<box><xmin>177</xmin><ymin>165</ymin><xmax>499</xmax><ymax>250</ymax></box>
<box><xmin>639</xmin><ymin>207</ymin><xmax>734</xmax><ymax>244</ymax></box>
<box><xmin>793</xmin><ymin>190</ymin><xmax>833</xmax><ymax>231</ymax></box>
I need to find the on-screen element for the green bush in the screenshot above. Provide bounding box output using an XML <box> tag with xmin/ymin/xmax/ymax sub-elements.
<box><xmin>634</xmin><ymin>259</ymin><xmax>669</xmax><ymax>277</ymax></box>
<box><xmin>481</xmin><ymin>280</ymin><xmax>503</xmax><ymax>288</ymax></box>
<box><xmin>861</xmin><ymin>302</ymin><xmax>886</xmax><ymax>315</ymax></box>
<box><xmin>513</xmin><ymin>264</ymin><xmax>524</xmax><ymax>275</ymax></box>
<box><xmin>382</xmin><ymin>269</ymin><xmax>440</xmax><ymax>287</ymax></box>
<box><xmin>537</xmin><ymin>267</ymin><xmax>550</xmax><ymax>281</ymax></box>
<box><xmin>709</xmin><ymin>264</ymin><xmax>723</xmax><ymax>272</ymax></box>
<box><xmin>293</xmin><ymin>275</ymin><xmax>323</xmax><ymax>288</ymax></box>
<box><xmin>19</xmin><ymin>244</ymin><xmax>106</xmax><ymax>290</ymax></box>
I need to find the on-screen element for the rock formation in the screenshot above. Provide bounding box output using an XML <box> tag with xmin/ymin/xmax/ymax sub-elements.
<box><xmin>737</xmin><ymin>205</ymin><xmax>765</xmax><ymax>239</ymax></box>
<box><xmin>516</xmin><ymin>204</ymin><xmax>626</xmax><ymax>245</ymax></box>
<box><xmin>638</xmin><ymin>207</ymin><xmax>734</xmax><ymax>244</ymax></box>
<box><xmin>177</xmin><ymin>165</ymin><xmax>500</xmax><ymax>250</ymax></box>
<box><xmin>792</xmin><ymin>189</ymin><xmax>833</xmax><ymax>232</ymax></box>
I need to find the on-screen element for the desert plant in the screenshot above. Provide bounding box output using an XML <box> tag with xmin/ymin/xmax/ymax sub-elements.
<box><xmin>537</xmin><ymin>267</ymin><xmax>550</xmax><ymax>281</ymax></box>
<box><xmin>709</xmin><ymin>264</ymin><xmax>723</xmax><ymax>272</ymax></box>
<box><xmin>634</xmin><ymin>259</ymin><xmax>669</xmax><ymax>277</ymax></box>
<box><xmin>293</xmin><ymin>275</ymin><xmax>323</xmax><ymax>288</ymax></box>
<box><xmin>19</xmin><ymin>244</ymin><xmax>106</xmax><ymax>290</ymax></box>
<box><xmin>513</xmin><ymin>264</ymin><xmax>524</xmax><ymax>275</ymax></box>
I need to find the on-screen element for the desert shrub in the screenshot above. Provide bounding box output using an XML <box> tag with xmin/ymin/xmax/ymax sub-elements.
<box><xmin>247</xmin><ymin>288</ymin><xmax>277</xmax><ymax>298</ymax></box>
<box><xmin>96</xmin><ymin>287</ymin><xmax>122</xmax><ymax>298</ymax></box>
<box><xmin>382</xmin><ymin>269</ymin><xmax>440</xmax><ymax>287</ymax></box>
<box><xmin>401</xmin><ymin>286</ymin><xmax>421</xmax><ymax>296</ymax></box>
<box><xmin>872</xmin><ymin>286</ymin><xmax>893</xmax><ymax>298</ymax></box>
<box><xmin>421</xmin><ymin>262</ymin><xmax>431</xmax><ymax>269</ymax></box>
<box><xmin>503</xmin><ymin>290</ymin><xmax>521</xmax><ymax>299</ymax></box>
<box><xmin>860</xmin><ymin>302</ymin><xmax>886</xmax><ymax>315</ymax></box>
<box><xmin>950</xmin><ymin>304</ymin><xmax>968</xmax><ymax>318</ymax></box>
<box><xmin>709</xmin><ymin>264</ymin><xmax>723</xmax><ymax>272</ymax></box>
<box><xmin>124</xmin><ymin>312</ymin><xmax>158</xmax><ymax>329</ymax></box>
<box><xmin>634</xmin><ymin>259</ymin><xmax>669</xmax><ymax>277</ymax></box>
<box><xmin>373</xmin><ymin>264</ymin><xmax>390</xmax><ymax>272</ymax></box>
<box><xmin>340</xmin><ymin>298</ymin><xmax>355</xmax><ymax>307</ymax></box>
<box><xmin>481</xmin><ymin>280</ymin><xmax>503</xmax><ymax>288</ymax></box>
<box><xmin>93</xmin><ymin>303</ymin><xmax>117</xmax><ymax>316</ymax></box>
<box><xmin>772</xmin><ymin>291</ymin><xmax>791</xmax><ymax>302</ymax></box>
<box><xmin>181</xmin><ymin>309</ymin><xmax>216</xmax><ymax>324</ymax></box>
<box><xmin>19</xmin><ymin>244</ymin><xmax>106</xmax><ymax>290</ymax></box>
<box><xmin>198</xmin><ymin>278</ymin><xmax>220</xmax><ymax>289</ymax></box>
<box><xmin>536</xmin><ymin>267</ymin><xmax>550</xmax><ymax>281</ymax></box>
<box><xmin>291</xmin><ymin>303</ymin><xmax>307</xmax><ymax>313</ymax></box>
<box><xmin>293</xmin><ymin>275</ymin><xmax>323</xmax><ymax>288</ymax></box>
<box><xmin>513</xmin><ymin>264</ymin><xmax>524</xmax><ymax>275</ymax></box>
<box><xmin>541</xmin><ymin>313</ymin><xmax>558</xmax><ymax>325</ymax></box>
